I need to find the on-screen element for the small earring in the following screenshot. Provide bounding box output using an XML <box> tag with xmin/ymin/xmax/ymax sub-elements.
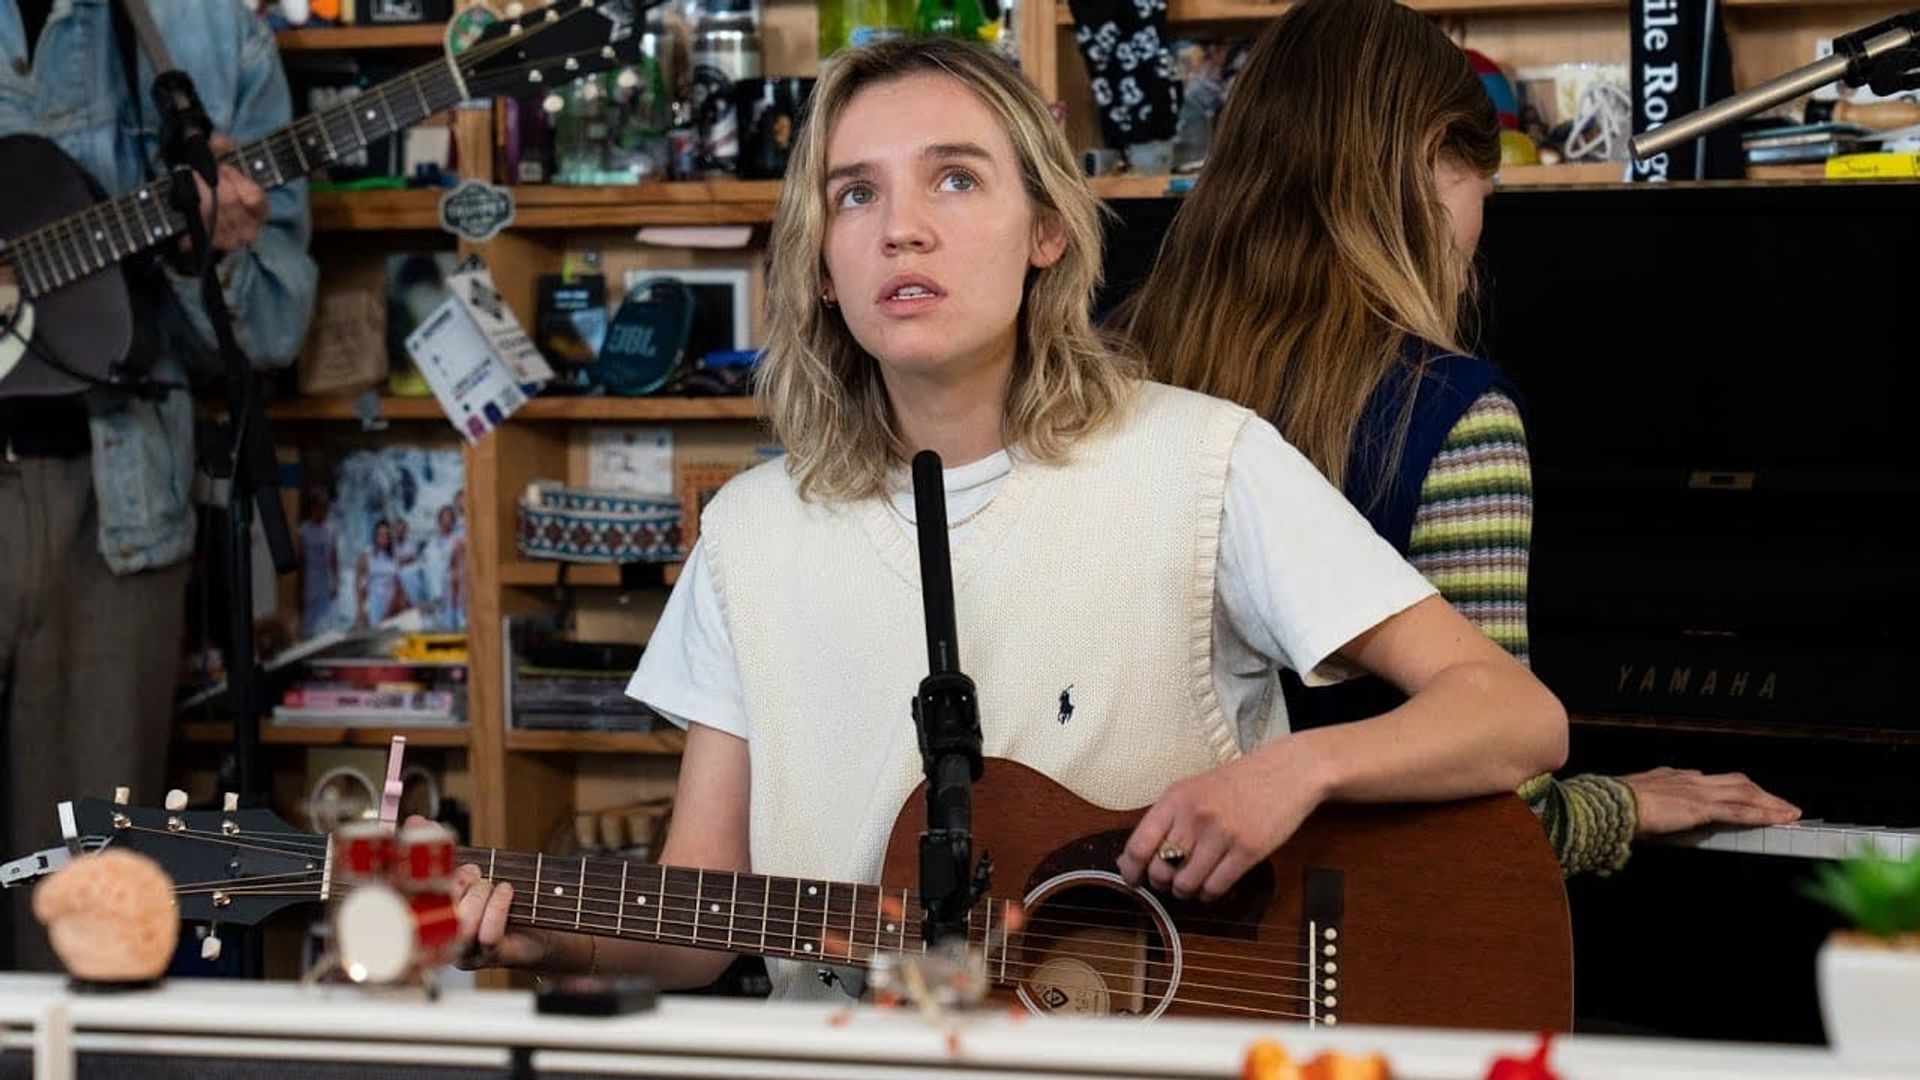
<box><xmin>821</xmin><ymin>292</ymin><xmax>837</xmax><ymax>308</ymax></box>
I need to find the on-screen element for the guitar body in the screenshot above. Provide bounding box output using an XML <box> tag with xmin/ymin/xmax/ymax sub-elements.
<box><xmin>881</xmin><ymin>759</ymin><xmax>1572</xmax><ymax>1032</ymax></box>
<box><xmin>0</xmin><ymin>134</ymin><xmax>134</xmax><ymax>396</ymax></box>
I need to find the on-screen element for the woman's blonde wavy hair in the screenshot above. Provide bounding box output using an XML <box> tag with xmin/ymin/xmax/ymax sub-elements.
<box><xmin>759</xmin><ymin>37</ymin><xmax>1138</xmax><ymax>503</ymax></box>
<box><xmin>1120</xmin><ymin>0</ymin><xmax>1500</xmax><ymax>496</ymax></box>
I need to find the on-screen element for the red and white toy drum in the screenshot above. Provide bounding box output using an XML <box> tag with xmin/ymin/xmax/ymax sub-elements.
<box><xmin>334</xmin><ymin>882</ymin><xmax>415</xmax><ymax>984</ymax></box>
<box><xmin>396</xmin><ymin>821</ymin><xmax>457</xmax><ymax>895</ymax></box>
<box><xmin>334</xmin><ymin>821</ymin><xmax>396</xmax><ymax>885</ymax></box>
<box><xmin>396</xmin><ymin>820</ymin><xmax>460</xmax><ymax>968</ymax></box>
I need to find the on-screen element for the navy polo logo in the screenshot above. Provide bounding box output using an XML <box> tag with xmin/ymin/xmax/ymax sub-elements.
<box><xmin>1057</xmin><ymin>685</ymin><xmax>1075</xmax><ymax>725</ymax></box>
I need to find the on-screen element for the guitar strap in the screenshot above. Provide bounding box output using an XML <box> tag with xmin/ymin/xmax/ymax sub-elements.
<box><xmin>110</xmin><ymin>1</ymin><xmax>144</xmax><ymax>152</ymax></box>
<box><xmin>96</xmin><ymin>0</ymin><xmax>171</xmax><ymax>392</ymax></box>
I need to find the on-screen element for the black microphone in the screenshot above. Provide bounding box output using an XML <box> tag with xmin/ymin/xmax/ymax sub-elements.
<box><xmin>909</xmin><ymin>449</ymin><xmax>988</xmax><ymax>947</ymax></box>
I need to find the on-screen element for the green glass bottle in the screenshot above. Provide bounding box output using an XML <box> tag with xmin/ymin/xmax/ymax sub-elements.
<box><xmin>914</xmin><ymin>0</ymin><xmax>990</xmax><ymax>41</ymax></box>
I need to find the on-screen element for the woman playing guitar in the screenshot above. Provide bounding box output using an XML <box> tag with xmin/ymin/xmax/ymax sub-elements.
<box><xmin>448</xmin><ymin>36</ymin><xmax>1568</xmax><ymax>1006</ymax></box>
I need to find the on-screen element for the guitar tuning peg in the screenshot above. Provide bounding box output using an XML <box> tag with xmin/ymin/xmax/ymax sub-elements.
<box><xmin>223</xmin><ymin>793</ymin><xmax>239</xmax><ymax>813</ymax></box>
<box><xmin>113</xmin><ymin>787</ymin><xmax>130</xmax><ymax>806</ymax></box>
<box><xmin>201</xmin><ymin>932</ymin><xmax>222</xmax><ymax>963</ymax></box>
<box><xmin>165</xmin><ymin>789</ymin><xmax>188</xmax><ymax>812</ymax></box>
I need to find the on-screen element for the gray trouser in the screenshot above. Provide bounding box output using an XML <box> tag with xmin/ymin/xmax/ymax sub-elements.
<box><xmin>0</xmin><ymin>454</ymin><xmax>187</xmax><ymax>972</ymax></box>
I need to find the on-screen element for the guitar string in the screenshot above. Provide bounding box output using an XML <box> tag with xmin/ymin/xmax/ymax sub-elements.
<box><xmin>438</xmin><ymin>901</ymin><xmax>1324</xmax><ymax>1017</ymax></box>
<box><xmin>176</xmin><ymin>830</ymin><xmax>1315</xmax><ymax>940</ymax></box>
<box><xmin>184</xmin><ymin>881</ymin><xmax>1323</xmax><ymax>1019</ymax></box>
<box><xmin>140</xmin><ymin>828</ymin><xmax>1321</xmax><ymax>970</ymax></box>
<box><xmin>171</xmin><ymin>865</ymin><xmax>1319</xmax><ymax>973</ymax></box>
<box><xmin>174</xmin><ymin>875</ymin><xmax>1321</xmax><ymax>981</ymax></box>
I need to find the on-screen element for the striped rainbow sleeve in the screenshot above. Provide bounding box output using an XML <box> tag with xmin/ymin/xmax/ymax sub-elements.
<box><xmin>1410</xmin><ymin>390</ymin><xmax>1636</xmax><ymax>877</ymax></box>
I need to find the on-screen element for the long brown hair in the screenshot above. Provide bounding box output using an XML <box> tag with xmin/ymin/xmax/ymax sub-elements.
<box><xmin>760</xmin><ymin>38</ymin><xmax>1137</xmax><ymax>504</ymax></box>
<box><xmin>1121</xmin><ymin>0</ymin><xmax>1499</xmax><ymax>494</ymax></box>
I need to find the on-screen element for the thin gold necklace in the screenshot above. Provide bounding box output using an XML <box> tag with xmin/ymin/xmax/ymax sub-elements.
<box><xmin>886</xmin><ymin>488</ymin><xmax>999</xmax><ymax>531</ymax></box>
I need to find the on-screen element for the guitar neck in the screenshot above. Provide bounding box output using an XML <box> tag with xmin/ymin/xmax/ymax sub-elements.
<box><xmin>6</xmin><ymin>57</ymin><xmax>466</xmax><ymax>301</ymax></box>
<box><xmin>453</xmin><ymin>845</ymin><xmax>1016</xmax><ymax>976</ymax></box>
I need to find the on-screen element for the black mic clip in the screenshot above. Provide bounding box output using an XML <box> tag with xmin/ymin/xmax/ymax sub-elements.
<box><xmin>1837</xmin><ymin>10</ymin><xmax>1920</xmax><ymax>96</ymax></box>
<box><xmin>913</xmin><ymin>669</ymin><xmax>989</xmax><ymax>946</ymax></box>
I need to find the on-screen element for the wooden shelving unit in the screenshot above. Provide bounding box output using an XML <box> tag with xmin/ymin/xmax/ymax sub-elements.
<box><xmin>275</xmin><ymin>24</ymin><xmax>448</xmax><ymax>52</ymax></box>
<box><xmin>177</xmin><ymin>722</ymin><xmax>470</xmax><ymax>748</ymax></box>
<box><xmin>504</xmin><ymin>729</ymin><xmax>687</xmax><ymax>754</ymax></box>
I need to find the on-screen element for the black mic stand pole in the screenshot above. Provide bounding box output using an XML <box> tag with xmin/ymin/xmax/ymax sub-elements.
<box><xmin>122</xmin><ymin>0</ymin><xmax>296</xmax><ymax>976</ymax></box>
<box><xmin>908</xmin><ymin>449</ymin><xmax>991</xmax><ymax>948</ymax></box>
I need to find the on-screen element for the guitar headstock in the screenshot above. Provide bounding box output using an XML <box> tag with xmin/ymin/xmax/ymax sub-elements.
<box><xmin>454</xmin><ymin>0</ymin><xmax>649</xmax><ymax>101</ymax></box>
<box><xmin>68</xmin><ymin>792</ymin><xmax>326</xmax><ymax>928</ymax></box>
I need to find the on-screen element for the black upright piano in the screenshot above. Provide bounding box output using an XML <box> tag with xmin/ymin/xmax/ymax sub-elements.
<box><xmin>1476</xmin><ymin>179</ymin><xmax>1919</xmax><ymax>1046</ymax></box>
<box><xmin>1101</xmin><ymin>178</ymin><xmax>1920</xmax><ymax>1045</ymax></box>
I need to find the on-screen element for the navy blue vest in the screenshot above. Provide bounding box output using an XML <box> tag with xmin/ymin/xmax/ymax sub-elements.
<box><xmin>1277</xmin><ymin>343</ymin><xmax>1519</xmax><ymax>731</ymax></box>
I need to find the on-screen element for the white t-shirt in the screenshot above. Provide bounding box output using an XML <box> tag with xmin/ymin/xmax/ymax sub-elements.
<box><xmin>627</xmin><ymin>416</ymin><xmax>1436</xmax><ymax>752</ymax></box>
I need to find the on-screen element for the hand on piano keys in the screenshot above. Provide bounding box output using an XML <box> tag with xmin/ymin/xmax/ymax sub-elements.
<box><xmin>1621</xmin><ymin>767</ymin><xmax>1802</xmax><ymax>837</ymax></box>
<box><xmin>1655</xmin><ymin>820</ymin><xmax>1920</xmax><ymax>862</ymax></box>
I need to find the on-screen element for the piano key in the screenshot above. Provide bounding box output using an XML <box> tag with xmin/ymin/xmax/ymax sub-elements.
<box><xmin>1654</xmin><ymin>822</ymin><xmax>1920</xmax><ymax>862</ymax></box>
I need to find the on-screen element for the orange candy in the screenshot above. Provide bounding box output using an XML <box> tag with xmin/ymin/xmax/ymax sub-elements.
<box><xmin>1243</xmin><ymin>1041</ymin><xmax>1391</xmax><ymax>1080</ymax></box>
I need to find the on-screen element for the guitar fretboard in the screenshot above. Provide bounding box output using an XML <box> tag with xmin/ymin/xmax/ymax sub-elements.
<box><xmin>6</xmin><ymin>61</ymin><xmax>463</xmax><ymax>301</ymax></box>
<box><xmin>456</xmin><ymin>846</ymin><xmax>1020</xmax><ymax>980</ymax></box>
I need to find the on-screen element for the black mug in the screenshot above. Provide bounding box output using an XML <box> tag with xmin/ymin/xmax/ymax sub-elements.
<box><xmin>734</xmin><ymin>77</ymin><xmax>815</xmax><ymax>180</ymax></box>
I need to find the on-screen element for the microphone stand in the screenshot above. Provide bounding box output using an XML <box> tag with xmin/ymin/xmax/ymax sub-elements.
<box><xmin>124</xmin><ymin>1</ymin><xmax>295</xmax><ymax>976</ymax></box>
<box><xmin>908</xmin><ymin>450</ymin><xmax>991</xmax><ymax>948</ymax></box>
<box><xmin>1631</xmin><ymin>8</ymin><xmax>1919</xmax><ymax>160</ymax></box>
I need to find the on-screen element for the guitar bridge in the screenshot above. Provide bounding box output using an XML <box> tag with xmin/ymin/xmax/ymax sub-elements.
<box><xmin>1303</xmin><ymin>869</ymin><xmax>1342</xmax><ymax>1027</ymax></box>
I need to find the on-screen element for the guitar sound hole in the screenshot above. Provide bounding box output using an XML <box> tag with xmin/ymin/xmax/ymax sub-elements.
<box><xmin>1013</xmin><ymin>874</ymin><xmax>1178</xmax><ymax>1019</ymax></box>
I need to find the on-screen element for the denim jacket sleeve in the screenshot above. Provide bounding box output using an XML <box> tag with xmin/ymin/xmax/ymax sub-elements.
<box><xmin>85</xmin><ymin>2</ymin><xmax>317</xmax><ymax>574</ymax></box>
<box><xmin>157</xmin><ymin>7</ymin><xmax>318</xmax><ymax>373</ymax></box>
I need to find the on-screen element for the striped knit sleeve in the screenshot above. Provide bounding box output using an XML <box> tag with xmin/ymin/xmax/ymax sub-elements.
<box><xmin>1410</xmin><ymin>390</ymin><xmax>1636</xmax><ymax>877</ymax></box>
<box><xmin>1407</xmin><ymin>390</ymin><xmax>1532</xmax><ymax>662</ymax></box>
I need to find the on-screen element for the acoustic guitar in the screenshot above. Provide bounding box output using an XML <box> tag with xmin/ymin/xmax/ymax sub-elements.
<box><xmin>59</xmin><ymin>759</ymin><xmax>1572</xmax><ymax>1031</ymax></box>
<box><xmin>0</xmin><ymin>0</ymin><xmax>647</xmax><ymax>396</ymax></box>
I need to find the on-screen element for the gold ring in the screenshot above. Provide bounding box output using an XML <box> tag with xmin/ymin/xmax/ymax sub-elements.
<box><xmin>1157</xmin><ymin>843</ymin><xmax>1187</xmax><ymax>866</ymax></box>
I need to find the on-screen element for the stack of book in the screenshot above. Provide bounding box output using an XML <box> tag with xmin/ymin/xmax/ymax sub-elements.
<box><xmin>274</xmin><ymin>655</ymin><xmax>466</xmax><ymax>728</ymax></box>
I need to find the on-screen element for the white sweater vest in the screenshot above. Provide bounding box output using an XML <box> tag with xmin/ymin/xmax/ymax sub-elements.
<box><xmin>700</xmin><ymin>382</ymin><xmax>1252</xmax><ymax>999</ymax></box>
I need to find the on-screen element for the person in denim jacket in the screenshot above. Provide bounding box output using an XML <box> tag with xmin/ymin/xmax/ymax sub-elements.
<box><xmin>1</xmin><ymin>0</ymin><xmax>316</xmax><ymax>971</ymax></box>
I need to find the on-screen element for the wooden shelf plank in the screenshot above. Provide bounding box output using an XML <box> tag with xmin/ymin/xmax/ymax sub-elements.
<box><xmin>1495</xmin><ymin>162</ymin><xmax>1626</xmax><ymax>186</ymax></box>
<box><xmin>1058</xmin><ymin>0</ymin><xmax>1625</xmax><ymax>24</ymax></box>
<box><xmin>262</xmin><ymin>396</ymin><xmax>762</xmax><ymax>423</ymax></box>
<box><xmin>506</xmin><ymin>729</ymin><xmax>686</xmax><ymax>754</ymax></box>
<box><xmin>513</xmin><ymin>396</ymin><xmax>764</xmax><ymax>421</ymax></box>
<box><xmin>265</xmin><ymin>396</ymin><xmax>443</xmax><ymax>421</ymax></box>
<box><xmin>310</xmin><ymin>189</ymin><xmax>445</xmax><ymax>232</ymax></box>
<box><xmin>498</xmin><ymin>561</ymin><xmax>683</xmax><ymax>587</ymax></box>
<box><xmin>275</xmin><ymin>24</ymin><xmax>448</xmax><ymax>52</ymax></box>
<box><xmin>177</xmin><ymin>722</ymin><xmax>469</xmax><ymax>748</ymax></box>
<box><xmin>509</xmin><ymin>182</ymin><xmax>783</xmax><ymax>228</ymax></box>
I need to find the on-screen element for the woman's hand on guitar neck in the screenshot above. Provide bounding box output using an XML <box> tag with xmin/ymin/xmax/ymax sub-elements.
<box><xmin>416</xmin><ymin>815</ymin><xmax>559</xmax><ymax>972</ymax></box>
<box><xmin>1117</xmin><ymin>742</ymin><xmax>1327</xmax><ymax>903</ymax></box>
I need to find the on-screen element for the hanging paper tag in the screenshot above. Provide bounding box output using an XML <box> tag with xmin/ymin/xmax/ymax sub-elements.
<box><xmin>404</xmin><ymin>300</ymin><xmax>524</xmax><ymax>443</ymax></box>
<box><xmin>446</xmin><ymin>260</ymin><xmax>554</xmax><ymax>387</ymax></box>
